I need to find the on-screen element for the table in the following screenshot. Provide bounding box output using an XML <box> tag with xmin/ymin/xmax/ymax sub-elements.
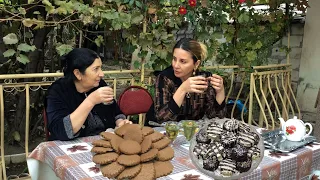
<box><xmin>27</xmin><ymin>128</ymin><xmax>320</xmax><ymax>180</ymax></box>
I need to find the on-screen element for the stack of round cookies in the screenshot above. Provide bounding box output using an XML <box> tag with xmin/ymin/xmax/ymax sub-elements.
<box><xmin>192</xmin><ymin>119</ymin><xmax>262</xmax><ymax>177</ymax></box>
<box><xmin>91</xmin><ymin>124</ymin><xmax>174</xmax><ymax>180</ymax></box>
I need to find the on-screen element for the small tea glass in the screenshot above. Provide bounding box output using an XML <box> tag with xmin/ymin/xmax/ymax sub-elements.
<box><xmin>181</xmin><ymin>120</ymin><xmax>198</xmax><ymax>145</ymax></box>
<box><xmin>103</xmin><ymin>82</ymin><xmax>114</xmax><ymax>105</ymax></box>
<box><xmin>165</xmin><ymin>121</ymin><xmax>179</xmax><ymax>143</ymax></box>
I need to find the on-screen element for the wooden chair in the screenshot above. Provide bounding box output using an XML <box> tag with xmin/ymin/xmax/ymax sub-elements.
<box><xmin>43</xmin><ymin>108</ymin><xmax>50</xmax><ymax>140</ymax></box>
<box><xmin>117</xmin><ymin>86</ymin><xmax>153</xmax><ymax>126</ymax></box>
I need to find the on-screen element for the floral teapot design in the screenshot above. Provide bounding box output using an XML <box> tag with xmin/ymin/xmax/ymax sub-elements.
<box><xmin>279</xmin><ymin>116</ymin><xmax>313</xmax><ymax>141</ymax></box>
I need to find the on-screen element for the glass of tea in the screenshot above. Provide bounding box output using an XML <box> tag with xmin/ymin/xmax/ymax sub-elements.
<box><xmin>181</xmin><ymin>120</ymin><xmax>198</xmax><ymax>142</ymax></box>
<box><xmin>165</xmin><ymin>121</ymin><xmax>179</xmax><ymax>142</ymax></box>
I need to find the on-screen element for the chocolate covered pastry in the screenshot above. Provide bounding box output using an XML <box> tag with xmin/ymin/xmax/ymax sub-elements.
<box><xmin>193</xmin><ymin>143</ymin><xmax>209</xmax><ymax>159</ymax></box>
<box><xmin>237</xmin><ymin>131</ymin><xmax>256</xmax><ymax>148</ymax></box>
<box><xmin>221</xmin><ymin>131</ymin><xmax>237</xmax><ymax>148</ymax></box>
<box><xmin>223</xmin><ymin>119</ymin><xmax>239</xmax><ymax>132</ymax></box>
<box><xmin>203</xmin><ymin>155</ymin><xmax>219</xmax><ymax>171</ymax></box>
<box><xmin>219</xmin><ymin>159</ymin><xmax>237</xmax><ymax>177</ymax></box>
<box><xmin>207</xmin><ymin>122</ymin><xmax>224</xmax><ymax>140</ymax></box>
<box><xmin>248</xmin><ymin>145</ymin><xmax>261</xmax><ymax>160</ymax></box>
<box><xmin>236</xmin><ymin>158</ymin><xmax>252</xmax><ymax>173</ymax></box>
<box><xmin>231</xmin><ymin>144</ymin><xmax>248</xmax><ymax>161</ymax></box>
<box><xmin>196</xmin><ymin>128</ymin><xmax>211</xmax><ymax>144</ymax></box>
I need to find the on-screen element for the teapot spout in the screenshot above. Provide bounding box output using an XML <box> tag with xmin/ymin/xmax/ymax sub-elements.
<box><xmin>278</xmin><ymin>117</ymin><xmax>286</xmax><ymax>132</ymax></box>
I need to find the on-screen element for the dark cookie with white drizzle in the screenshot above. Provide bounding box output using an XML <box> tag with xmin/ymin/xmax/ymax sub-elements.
<box><xmin>193</xmin><ymin>143</ymin><xmax>209</xmax><ymax>159</ymax></box>
<box><xmin>237</xmin><ymin>131</ymin><xmax>256</xmax><ymax>148</ymax></box>
<box><xmin>231</xmin><ymin>144</ymin><xmax>248</xmax><ymax>161</ymax></box>
<box><xmin>221</xmin><ymin>131</ymin><xmax>237</xmax><ymax>148</ymax></box>
<box><xmin>248</xmin><ymin>145</ymin><xmax>261</xmax><ymax>160</ymax></box>
<box><xmin>203</xmin><ymin>154</ymin><xmax>219</xmax><ymax>171</ymax></box>
<box><xmin>236</xmin><ymin>158</ymin><xmax>252</xmax><ymax>173</ymax></box>
<box><xmin>206</xmin><ymin>142</ymin><xmax>225</xmax><ymax>161</ymax></box>
<box><xmin>196</xmin><ymin>128</ymin><xmax>211</xmax><ymax>144</ymax></box>
<box><xmin>207</xmin><ymin>122</ymin><xmax>224</xmax><ymax>140</ymax></box>
<box><xmin>238</xmin><ymin>121</ymin><xmax>251</xmax><ymax>133</ymax></box>
<box><xmin>218</xmin><ymin>159</ymin><xmax>237</xmax><ymax>177</ymax></box>
<box><xmin>223</xmin><ymin>119</ymin><xmax>239</xmax><ymax>132</ymax></box>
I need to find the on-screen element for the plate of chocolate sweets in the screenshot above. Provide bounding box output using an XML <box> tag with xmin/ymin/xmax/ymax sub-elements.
<box><xmin>189</xmin><ymin>118</ymin><xmax>264</xmax><ymax>179</ymax></box>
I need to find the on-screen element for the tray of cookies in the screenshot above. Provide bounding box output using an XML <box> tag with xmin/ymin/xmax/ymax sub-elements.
<box><xmin>189</xmin><ymin>118</ymin><xmax>264</xmax><ymax>179</ymax></box>
<box><xmin>91</xmin><ymin>124</ymin><xmax>175</xmax><ymax>179</ymax></box>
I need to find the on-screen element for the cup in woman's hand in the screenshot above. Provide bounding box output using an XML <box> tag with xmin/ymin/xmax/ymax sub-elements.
<box><xmin>196</xmin><ymin>73</ymin><xmax>209</xmax><ymax>91</ymax></box>
<box><xmin>102</xmin><ymin>85</ymin><xmax>114</xmax><ymax>105</ymax></box>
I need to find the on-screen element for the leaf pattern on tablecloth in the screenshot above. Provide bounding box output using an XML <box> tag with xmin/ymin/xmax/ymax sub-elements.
<box><xmin>311</xmin><ymin>174</ymin><xmax>319</xmax><ymax>180</ymax></box>
<box><xmin>54</xmin><ymin>156</ymin><xmax>78</xmax><ymax>179</ymax></box>
<box><xmin>88</xmin><ymin>165</ymin><xmax>100</xmax><ymax>174</ymax></box>
<box><xmin>181</xmin><ymin>174</ymin><xmax>203</xmax><ymax>180</ymax></box>
<box><xmin>266</xmin><ymin>169</ymin><xmax>279</xmax><ymax>180</ymax></box>
<box><xmin>299</xmin><ymin>157</ymin><xmax>311</xmax><ymax>178</ymax></box>
<box><xmin>307</xmin><ymin>142</ymin><xmax>320</xmax><ymax>147</ymax></box>
<box><xmin>67</xmin><ymin>145</ymin><xmax>88</xmax><ymax>152</ymax></box>
<box><xmin>268</xmin><ymin>151</ymin><xmax>289</xmax><ymax>158</ymax></box>
<box><xmin>175</xmin><ymin>157</ymin><xmax>196</xmax><ymax>169</ymax></box>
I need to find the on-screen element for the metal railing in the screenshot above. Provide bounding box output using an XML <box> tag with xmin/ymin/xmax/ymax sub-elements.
<box><xmin>0</xmin><ymin>64</ymin><xmax>299</xmax><ymax>179</ymax></box>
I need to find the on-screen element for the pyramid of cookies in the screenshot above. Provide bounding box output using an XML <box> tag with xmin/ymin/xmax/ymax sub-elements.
<box><xmin>192</xmin><ymin>119</ymin><xmax>262</xmax><ymax>177</ymax></box>
<box><xmin>91</xmin><ymin>124</ymin><xmax>174</xmax><ymax>180</ymax></box>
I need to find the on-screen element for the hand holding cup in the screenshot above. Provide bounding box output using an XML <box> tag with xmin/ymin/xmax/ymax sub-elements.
<box><xmin>208</xmin><ymin>74</ymin><xmax>224</xmax><ymax>93</ymax></box>
<box><xmin>88</xmin><ymin>86</ymin><xmax>114</xmax><ymax>105</ymax></box>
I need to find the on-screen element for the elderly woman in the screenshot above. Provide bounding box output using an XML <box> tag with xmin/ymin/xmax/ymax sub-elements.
<box><xmin>45</xmin><ymin>48</ymin><xmax>131</xmax><ymax>140</ymax></box>
<box><xmin>148</xmin><ymin>38</ymin><xmax>226</xmax><ymax>123</ymax></box>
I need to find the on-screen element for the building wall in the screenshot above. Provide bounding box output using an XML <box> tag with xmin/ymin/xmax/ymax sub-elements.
<box><xmin>296</xmin><ymin>0</ymin><xmax>320</xmax><ymax>116</ymax></box>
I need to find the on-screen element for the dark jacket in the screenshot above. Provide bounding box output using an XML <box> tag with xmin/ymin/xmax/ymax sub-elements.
<box><xmin>148</xmin><ymin>66</ymin><xmax>226</xmax><ymax>123</ymax></box>
<box><xmin>45</xmin><ymin>78</ymin><xmax>123</xmax><ymax>140</ymax></box>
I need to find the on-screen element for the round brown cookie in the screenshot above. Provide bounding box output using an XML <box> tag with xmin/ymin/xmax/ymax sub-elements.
<box><xmin>152</xmin><ymin>137</ymin><xmax>171</xmax><ymax>150</ymax></box>
<box><xmin>157</xmin><ymin>146</ymin><xmax>174</xmax><ymax>161</ymax></box>
<box><xmin>140</xmin><ymin>148</ymin><xmax>158</xmax><ymax>162</ymax></box>
<box><xmin>119</xmin><ymin>140</ymin><xmax>141</xmax><ymax>155</ymax></box>
<box><xmin>91</xmin><ymin>139</ymin><xmax>111</xmax><ymax>148</ymax></box>
<box><xmin>114</xmin><ymin>123</ymin><xmax>131</xmax><ymax>137</ymax></box>
<box><xmin>154</xmin><ymin>161</ymin><xmax>174</xmax><ymax>178</ymax></box>
<box><xmin>100</xmin><ymin>161</ymin><xmax>125</xmax><ymax>178</ymax></box>
<box><xmin>117</xmin><ymin>154</ymin><xmax>141</xmax><ymax>166</ymax></box>
<box><xmin>123</xmin><ymin>126</ymin><xmax>143</xmax><ymax>144</ymax></box>
<box><xmin>110</xmin><ymin>135</ymin><xmax>125</xmax><ymax>153</ymax></box>
<box><xmin>115</xmin><ymin>124</ymin><xmax>141</xmax><ymax>137</ymax></box>
<box><xmin>100</xmin><ymin>132</ymin><xmax>117</xmax><ymax>141</ymax></box>
<box><xmin>141</xmin><ymin>136</ymin><xmax>152</xmax><ymax>153</ymax></box>
<box><xmin>132</xmin><ymin>162</ymin><xmax>155</xmax><ymax>180</ymax></box>
<box><xmin>91</xmin><ymin>146</ymin><xmax>113</xmax><ymax>154</ymax></box>
<box><xmin>142</xmin><ymin>126</ymin><xmax>154</xmax><ymax>136</ymax></box>
<box><xmin>117</xmin><ymin>164</ymin><xmax>142</xmax><ymax>180</ymax></box>
<box><xmin>92</xmin><ymin>152</ymin><xmax>119</xmax><ymax>165</ymax></box>
<box><xmin>145</xmin><ymin>131</ymin><xmax>164</xmax><ymax>142</ymax></box>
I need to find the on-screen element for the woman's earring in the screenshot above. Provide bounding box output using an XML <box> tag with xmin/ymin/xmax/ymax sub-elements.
<box><xmin>193</xmin><ymin>69</ymin><xmax>196</xmax><ymax>76</ymax></box>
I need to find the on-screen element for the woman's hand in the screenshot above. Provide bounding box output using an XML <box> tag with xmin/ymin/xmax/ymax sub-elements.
<box><xmin>181</xmin><ymin>76</ymin><xmax>208</xmax><ymax>94</ymax></box>
<box><xmin>87</xmin><ymin>86</ymin><xmax>114</xmax><ymax>105</ymax></box>
<box><xmin>208</xmin><ymin>74</ymin><xmax>224</xmax><ymax>93</ymax></box>
<box><xmin>116</xmin><ymin>119</ymin><xmax>133</xmax><ymax>127</ymax></box>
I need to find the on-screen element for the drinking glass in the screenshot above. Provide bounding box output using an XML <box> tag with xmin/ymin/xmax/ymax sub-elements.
<box><xmin>181</xmin><ymin>120</ymin><xmax>198</xmax><ymax>144</ymax></box>
<box><xmin>196</xmin><ymin>72</ymin><xmax>209</xmax><ymax>91</ymax></box>
<box><xmin>103</xmin><ymin>82</ymin><xmax>114</xmax><ymax>105</ymax></box>
<box><xmin>165</xmin><ymin>121</ymin><xmax>179</xmax><ymax>142</ymax></box>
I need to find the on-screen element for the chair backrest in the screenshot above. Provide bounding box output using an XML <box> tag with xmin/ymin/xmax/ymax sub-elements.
<box><xmin>43</xmin><ymin>108</ymin><xmax>50</xmax><ymax>140</ymax></box>
<box><xmin>118</xmin><ymin>86</ymin><xmax>153</xmax><ymax>116</ymax></box>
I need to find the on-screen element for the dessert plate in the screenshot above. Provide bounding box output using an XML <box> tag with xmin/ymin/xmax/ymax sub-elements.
<box><xmin>189</xmin><ymin>118</ymin><xmax>264</xmax><ymax>179</ymax></box>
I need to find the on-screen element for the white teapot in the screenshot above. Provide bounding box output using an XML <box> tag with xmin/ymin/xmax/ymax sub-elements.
<box><xmin>278</xmin><ymin>116</ymin><xmax>313</xmax><ymax>141</ymax></box>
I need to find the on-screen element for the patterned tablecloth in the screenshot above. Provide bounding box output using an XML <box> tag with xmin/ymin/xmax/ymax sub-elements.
<box><xmin>28</xmin><ymin>128</ymin><xmax>320</xmax><ymax>180</ymax></box>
